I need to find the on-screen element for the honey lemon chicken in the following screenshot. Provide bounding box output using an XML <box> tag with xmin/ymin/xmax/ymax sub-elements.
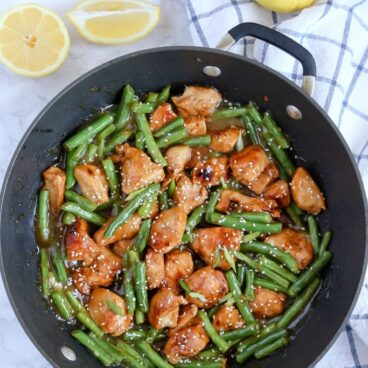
<box><xmin>36</xmin><ymin>84</ymin><xmax>332</xmax><ymax>367</ymax></box>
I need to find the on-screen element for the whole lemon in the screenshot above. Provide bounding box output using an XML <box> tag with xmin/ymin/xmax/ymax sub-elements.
<box><xmin>255</xmin><ymin>0</ymin><xmax>315</xmax><ymax>13</ymax></box>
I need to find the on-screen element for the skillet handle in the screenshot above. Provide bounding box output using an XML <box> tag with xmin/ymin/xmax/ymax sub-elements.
<box><xmin>216</xmin><ymin>22</ymin><xmax>316</xmax><ymax>96</ymax></box>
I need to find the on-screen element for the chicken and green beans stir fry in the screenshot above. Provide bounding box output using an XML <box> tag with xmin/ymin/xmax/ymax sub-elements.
<box><xmin>36</xmin><ymin>84</ymin><xmax>332</xmax><ymax>367</ymax></box>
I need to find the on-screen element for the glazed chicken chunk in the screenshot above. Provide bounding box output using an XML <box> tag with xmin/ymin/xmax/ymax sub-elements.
<box><xmin>249</xmin><ymin>286</ymin><xmax>286</xmax><ymax>319</ymax></box>
<box><xmin>212</xmin><ymin>304</ymin><xmax>245</xmax><ymax>331</ymax></box>
<box><xmin>210</xmin><ymin>126</ymin><xmax>244</xmax><ymax>153</ymax></box>
<box><xmin>193</xmin><ymin>156</ymin><xmax>229</xmax><ymax>187</ymax></box>
<box><xmin>264</xmin><ymin>179</ymin><xmax>291</xmax><ymax>208</ymax></box>
<box><xmin>185</xmin><ymin>266</ymin><xmax>229</xmax><ymax>308</ymax></box>
<box><xmin>165</xmin><ymin>145</ymin><xmax>192</xmax><ymax>177</ymax></box>
<box><xmin>112</xmin><ymin>238</ymin><xmax>135</xmax><ymax>257</ymax></box>
<box><xmin>216</xmin><ymin>189</ymin><xmax>280</xmax><ymax>217</ymax></box>
<box><xmin>148</xmin><ymin>206</ymin><xmax>187</xmax><ymax>253</ymax></box>
<box><xmin>172</xmin><ymin>86</ymin><xmax>222</xmax><ymax>118</ymax></box>
<box><xmin>190</xmin><ymin>227</ymin><xmax>242</xmax><ymax>270</ymax></box>
<box><xmin>88</xmin><ymin>288</ymin><xmax>132</xmax><ymax>336</ymax></box>
<box><xmin>120</xmin><ymin>144</ymin><xmax>165</xmax><ymax>194</ymax></box>
<box><xmin>230</xmin><ymin>145</ymin><xmax>279</xmax><ymax>194</ymax></box>
<box><xmin>150</xmin><ymin>102</ymin><xmax>177</xmax><ymax>132</ymax></box>
<box><xmin>42</xmin><ymin>166</ymin><xmax>66</xmax><ymax>215</ymax></box>
<box><xmin>74</xmin><ymin>164</ymin><xmax>109</xmax><ymax>205</ymax></box>
<box><xmin>184</xmin><ymin>115</ymin><xmax>207</xmax><ymax>136</ymax></box>
<box><xmin>165</xmin><ymin>249</ymin><xmax>194</xmax><ymax>290</ymax></box>
<box><xmin>173</xmin><ymin>174</ymin><xmax>208</xmax><ymax>214</ymax></box>
<box><xmin>168</xmin><ymin>304</ymin><xmax>198</xmax><ymax>336</ymax></box>
<box><xmin>265</xmin><ymin>228</ymin><xmax>314</xmax><ymax>270</ymax></box>
<box><xmin>145</xmin><ymin>248</ymin><xmax>165</xmax><ymax>290</ymax></box>
<box><xmin>291</xmin><ymin>167</ymin><xmax>326</xmax><ymax>214</ymax></box>
<box><xmin>148</xmin><ymin>288</ymin><xmax>187</xmax><ymax>329</ymax></box>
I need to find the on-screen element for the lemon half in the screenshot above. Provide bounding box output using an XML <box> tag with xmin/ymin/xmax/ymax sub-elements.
<box><xmin>255</xmin><ymin>0</ymin><xmax>315</xmax><ymax>13</ymax></box>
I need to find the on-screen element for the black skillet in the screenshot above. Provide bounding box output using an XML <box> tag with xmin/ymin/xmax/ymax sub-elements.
<box><xmin>0</xmin><ymin>23</ymin><xmax>367</xmax><ymax>368</ymax></box>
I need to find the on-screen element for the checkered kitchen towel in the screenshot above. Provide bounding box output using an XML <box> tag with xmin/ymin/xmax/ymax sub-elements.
<box><xmin>185</xmin><ymin>0</ymin><xmax>368</xmax><ymax>367</ymax></box>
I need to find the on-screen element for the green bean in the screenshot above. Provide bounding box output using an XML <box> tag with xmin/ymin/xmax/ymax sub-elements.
<box><xmin>247</xmin><ymin>103</ymin><xmax>263</xmax><ymax>125</ymax></box>
<box><xmin>115</xmin><ymin>85</ymin><xmax>135</xmax><ymax>130</ymax></box>
<box><xmin>88</xmin><ymin>333</ymin><xmax>123</xmax><ymax>365</ymax></box>
<box><xmin>137</xmin><ymin>184</ymin><xmax>160</xmax><ymax>218</ymax></box>
<box><xmin>156</xmin><ymin>127</ymin><xmax>187</xmax><ymax>149</ymax></box>
<box><xmin>115</xmin><ymin>342</ymin><xmax>149</xmax><ymax>368</ymax></box>
<box><xmin>241</xmin><ymin>241</ymin><xmax>299</xmax><ymax>273</ymax></box>
<box><xmin>168</xmin><ymin>179</ymin><xmax>176</xmax><ymax>197</ymax></box>
<box><xmin>60</xmin><ymin>210</ymin><xmax>75</xmax><ymax>230</ymax></box>
<box><xmin>209</xmin><ymin>212</ymin><xmax>282</xmax><ymax>234</ymax></box>
<box><xmin>146</xmin><ymin>92</ymin><xmax>159</xmax><ymax>103</ymax></box>
<box><xmin>208</xmin><ymin>304</ymin><xmax>222</xmax><ymax>319</ymax></box>
<box><xmin>134</xmin><ymin>219</ymin><xmax>152</xmax><ymax>254</ymax></box>
<box><xmin>122</xmin><ymin>329</ymin><xmax>146</xmax><ymax>341</ymax></box>
<box><xmin>243</xmin><ymin>232</ymin><xmax>261</xmax><ymax>243</ymax></box>
<box><xmin>66</xmin><ymin>150</ymin><xmax>76</xmax><ymax>189</ymax></box>
<box><xmin>278</xmin><ymin>278</ymin><xmax>321</xmax><ymax>329</ymax></box>
<box><xmin>179</xmin><ymin>135</ymin><xmax>211</xmax><ymax>147</ymax></box>
<box><xmin>102</xmin><ymin>157</ymin><xmax>120</xmax><ymax>200</ymax></box>
<box><xmin>71</xmin><ymin>330</ymin><xmax>113</xmax><ymax>367</ymax></box>
<box><xmin>307</xmin><ymin>215</ymin><xmax>320</xmax><ymax>253</ymax></box>
<box><xmin>64</xmin><ymin>113</ymin><xmax>114</xmax><ymax>151</ymax></box>
<box><xmin>106</xmin><ymin>299</ymin><xmax>124</xmax><ymax>316</ymax></box>
<box><xmin>97</xmin><ymin>124</ymin><xmax>117</xmax><ymax>158</ymax></box>
<box><xmin>319</xmin><ymin>231</ymin><xmax>332</xmax><ymax>256</ymax></box>
<box><xmin>231</xmin><ymin>211</ymin><xmax>273</xmax><ymax>223</ymax></box>
<box><xmin>66</xmin><ymin>290</ymin><xmax>87</xmax><ymax>313</ymax></box>
<box><xmin>205</xmin><ymin>190</ymin><xmax>221</xmax><ymax>222</ymax></box>
<box><xmin>185</xmin><ymin>204</ymin><xmax>206</xmax><ymax>235</ymax></box>
<box><xmin>51</xmin><ymin>291</ymin><xmax>73</xmax><ymax>319</ymax></box>
<box><xmin>96</xmin><ymin>198</ymin><xmax>118</xmax><ymax>211</ymax></box>
<box><xmin>257</xmin><ymin>255</ymin><xmax>298</xmax><ymax>283</ymax></box>
<box><xmin>134</xmin><ymin>262</ymin><xmax>149</xmax><ymax>313</ymax></box>
<box><xmin>123</xmin><ymin>254</ymin><xmax>136</xmax><ymax>314</ymax></box>
<box><xmin>126</xmin><ymin>187</ymin><xmax>145</xmax><ymax>201</ymax></box>
<box><xmin>135</xmin><ymin>131</ymin><xmax>145</xmax><ymax>150</ymax></box>
<box><xmin>135</xmin><ymin>340</ymin><xmax>173</xmax><ymax>368</ymax></box>
<box><xmin>38</xmin><ymin>190</ymin><xmax>50</xmax><ymax>242</ymax></box>
<box><xmin>237</xmin><ymin>263</ymin><xmax>247</xmax><ymax>288</ymax></box>
<box><xmin>212</xmin><ymin>107</ymin><xmax>248</xmax><ymax>121</ymax></box>
<box><xmin>255</xmin><ymin>336</ymin><xmax>289</xmax><ymax>359</ymax></box>
<box><xmin>64</xmin><ymin>189</ymin><xmax>98</xmax><ymax>212</ymax></box>
<box><xmin>131</xmin><ymin>101</ymin><xmax>156</xmax><ymax>114</ymax></box>
<box><xmin>198</xmin><ymin>310</ymin><xmax>229</xmax><ymax>353</ymax></box>
<box><xmin>76</xmin><ymin>312</ymin><xmax>104</xmax><ymax>338</ymax></box>
<box><xmin>159</xmin><ymin>190</ymin><xmax>169</xmax><ymax>211</ymax></box>
<box><xmin>157</xmin><ymin>85</ymin><xmax>171</xmax><ymax>103</ymax></box>
<box><xmin>135</xmin><ymin>308</ymin><xmax>145</xmax><ymax>324</ymax></box>
<box><xmin>175</xmin><ymin>361</ymin><xmax>225</xmax><ymax>368</ymax></box>
<box><xmin>242</xmin><ymin>114</ymin><xmax>262</xmax><ymax>145</ymax></box>
<box><xmin>236</xmin><ymin>329</ymin><xmax>288</xmax><ymax>363</ymax></box>
<box><xmin>85</xmin><ymin>143</ymin><xmax>98</xmax><ymax>162</ymax></box>
<box><xmin>154</xmin><ymin>117</ymin><xmax>184</xmax><ymax>138</ymax></box>
<box><xmin>135</xmin><ymin>113</ymin><xmax>167</xmax><ymax>166</ymax></box>
<box><xmin>146</xmin><ymin>328</ymin><xmax>166</xmax><ymax>343</ymax></box>
<box><xmin>104</xmin><ymin>183</ymin><xmax>160</xmax><ymax>237</ymax></box>
<box><xmin>61</xmin><ymin>202</ymin><xmax>105</xmax><ymax>226</ymax></box>
<box><xmin>244</xmin><ymin>268</ymin><xmax>255</xmax><ymax>301</ymax></box>
<box><xmin>254</xmin><ymin>278</ymin><xmax>290</xmax><ymax>295</ymax></box>
<box><xmin>226</xmin><ymin>271</ymin><xmax>256</xmax><ymax>324</ymax></box>
<box><xmin>105</xmin><ymin>129</ymin><xmax>133</xmax><ymax>154</ymax></box>
<box><xmin>197</xmin><ymin>348</ymin><xmax>223</xmax><ymax>360</ymax></box>
<box><xmin>289</xmin><ymin>251</ymin><xmax>332</xmax><ymax>296</ymax></box>
<box><xmin>71</xmin><ymin>142</ymin><xmax>88</xmax><ymax>162</ymax></box>
<box><xmin>40</xmin><ymin>248</ymin><xmax>50</xmax><ymax>298</ymax></box>
<box><xmin>285</xmin><ymin>203</ymin><xmax>304</xmax><ymax>227</ymax></box>
<box><xmin>263</xmin><ymin>113</ymin><xmax>289</xmax><ymax>149</ymax></box>
<box><xmin>221</xmin><ymin>324</ymin><xmax>259</xmax><ymax>341</ymax></box>
<box><xmin>53</xmin><ymin>248</ymin><xmax>68</xmax><ymax>285</ymax></box>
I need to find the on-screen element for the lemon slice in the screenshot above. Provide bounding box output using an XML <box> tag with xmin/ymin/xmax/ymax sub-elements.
<box><xmin>255</xmin><ymin>0</ymin><xmax>314</xmax><ymax>13</ymax></box>
<box><xmin>0</xmin><ymin>4</ymin><xmax>70</xmax><ymax>77</ymax></box>
<box><xmin>67</xmin><ymin>0</ymin><xmax>160</xmax><ymax>45</ymax></box>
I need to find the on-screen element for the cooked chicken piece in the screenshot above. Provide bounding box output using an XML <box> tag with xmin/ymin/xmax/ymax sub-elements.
<box><xmin>145</xmin><ymin>248</ymin><xmax>165</xmax><ymax>290</ymax></box>
<box><xmin>185</xmin><ymin>266</ymin><xmax>229</xmax><ymax>308</ymax></box>
<box><xmin>212</xmin><ymin>304</ymin><xmax>245</xmax><ymax>331</ymax></box>
<box><xmin>264</xmin><ymin>179</ymin><xmax>291</xmax><ymax>208</ymax></box>
<box><xmin>173</xmin><ymin>174</ymin><xmax>208</xmax><ymax>214</ymax></box>
<box><xmin>230</xmin><ymin>145</ymin><xmax>279</xmax><ymax>194</ymax></box>
<box><xmin>193</xmin><ymin>156</ymin><xmax>229</xmax><ymax>187</ymax></box>
<box><xmin>184</xmin><ymin>115</ymin><xmax>207</xmax><ymax>136</ymax></box>
<box><xmin>65</xmin><ymin>218</ymin><xmax>99</xmax><ymax>265</ymax></box>
<box><xmin>249</xmin><ymin>287</ymin><xmax>286</xmax><ymax>319</ymax></box>
<box><xmin>172</xmin><ymin>86</ymin><xmax>222</xmax><ymax>118</ymax></box>
<box><xmin>94</xmin><ymin>213</ymin><xmax>141</xmax><ymax>247</ymax></box>
<box><xmin>291</xmin><ymin>167</ymin><xmax>326</xmax><ymax>214</ymax></box>
<box><xmin>168</xmin><ymin>304</ymin><xmax>198</xmax><ymax>336</ymax></box>
<box><xmin>112</xmin><ymin>239</ymin><xmax>135</xmax><ymax>257</ymax></box>
<box><xmin>150</xmin><ymin>103</ymin><xmax>177</xmax><ymax>132</ymax></box>
<box><xmin>265</xmin><ymin>228</ymin><xmax>314</xmax><ymax>270</ymax></box>
<box><xmin>42</xmin><ymin>166</ymin><xmax>66</xmax><ymax>215</ymax></box>
<box><xmin>165</xmin><ymin>250</ymin><xmax>194</xmax><ymax>290</ymax></box>
<box><xmin>248</xmin><ymin>163</ymin><xmax>279</xmax><ymax>194</ymax></box>
<box><xmin>216</xmin><ymin>189</ymin><xmax>280</xmax><ymax>217</ymax></box>
<box><xmin>148</xmin><ymin>206</ymin><xmax>187</xmax><ymax>253</ymax></box>
<box><xmin>74</xmin><ymin>164</ymin><xmax>109</xmax><ymax>205</ymax></box>
<box><xmin>210</xmin><ymin>126</ymin><xmax>244</xmax><ymax>153</ymax></box>
<box><xmin>191</xmin><ymin>227</ymin><xmax>242</xmax><ymax>271</ymax></box>
<box><xmin>148</xmin><ymin>288</ymin><xmax>187</xmax><ymax>329</ymax></box>
<box><xmin>165</xmin><ymin>145</ymin><xmax>192</xmax><ymax>177</ymax></box>
<box><xmin>164</xmin><ymin>322</ymin><xmax>209</xmax><ymax>364</ymax></box>
<box><xmin>73</xmin><ymin>246</ymin><xmax>122</xmax><ymax>295</ymax></box>
<box><xmin>88</xmin><ymin>288</ymin><xmax>132</xmax><ymax>336</ymax></box>
<box><xmin>120</xmin><ymin>144</ymin><xmax>165</xmax><ymax>194</ymax></box>
<box><xmin>187</xmin><ymin>147</ymin><xmax>211</xmax><ymax>169</ymax></box>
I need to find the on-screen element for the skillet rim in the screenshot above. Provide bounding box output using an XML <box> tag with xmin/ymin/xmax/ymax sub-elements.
<box><xmin>0</xmin><ymin>45</ymin><xmax>367</xmax><ymax>368</ymax></box>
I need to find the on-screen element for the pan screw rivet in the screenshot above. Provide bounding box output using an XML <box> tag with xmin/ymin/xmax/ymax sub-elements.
<box><xmin>203</xmin><ymin>66</ymin><xmax>222</xmax><ymax>77</ymax></box>
<box><xmin>61</xmin><ymin>346</ymin><xmax>77</xmax><ymax>361</ymax></box>
<box><xmin>286</xmin><ymin>105</ymin><xmax>302</xmax><ymax>120</ymax></box>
